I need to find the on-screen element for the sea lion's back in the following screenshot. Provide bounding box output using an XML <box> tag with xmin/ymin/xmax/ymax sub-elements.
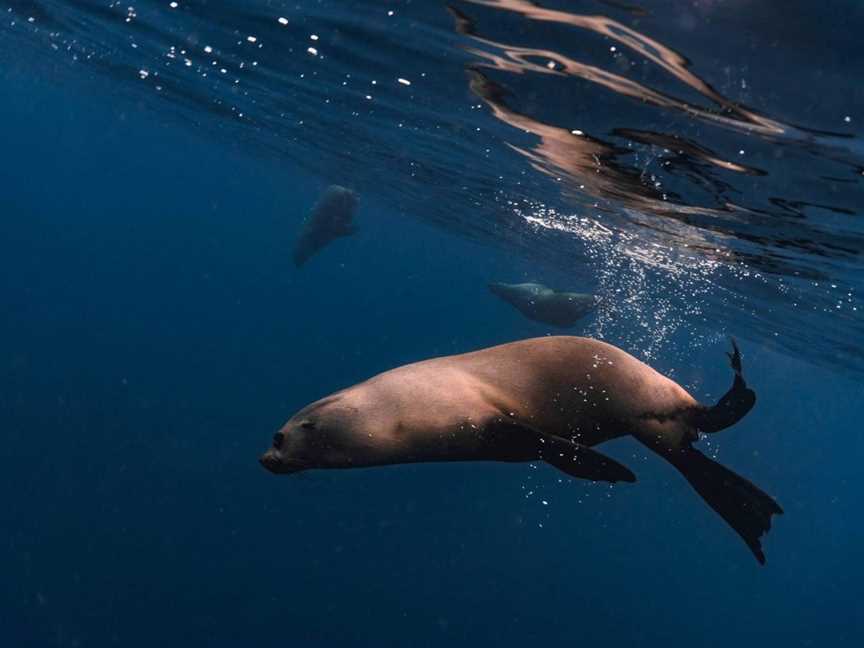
<box><xmin>455</xmin><ymin>336</ymin><xmax>698</xmax><ymax>423</ymax></box>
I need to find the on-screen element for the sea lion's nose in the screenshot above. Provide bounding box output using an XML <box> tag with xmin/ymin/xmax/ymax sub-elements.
<box><xmin>259</xmin><ymin>449</ymin><xmax>281</xmax><ymax>473</ymax></box>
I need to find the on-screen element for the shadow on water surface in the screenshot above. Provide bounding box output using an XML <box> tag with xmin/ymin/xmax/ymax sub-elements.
<box><xmin>2</xmin><ymin>0</ymin><xmax>863</xmax><ymax>372</ymax></box>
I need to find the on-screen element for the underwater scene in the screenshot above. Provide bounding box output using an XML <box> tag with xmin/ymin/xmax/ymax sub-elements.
<box><xmin>1</xmin><ymin>1</ymin><xmax>862</xmax><ymax>646</ymax></box>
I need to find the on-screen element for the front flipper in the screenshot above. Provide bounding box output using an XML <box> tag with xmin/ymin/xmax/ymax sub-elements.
<box><xmin>480</xmin><ymin>417</ymin><xmax>636</xmax><ymax>483</ymax></box>
<box><xmin>539</xmin><ymin>433</ymin><xmax>636</xmax><ymax>484</ymax></box>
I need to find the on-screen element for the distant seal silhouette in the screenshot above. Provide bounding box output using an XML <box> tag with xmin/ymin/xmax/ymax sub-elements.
<box><xmin>293</xmin><ymin>185</ymin><xmax>358</xmax><ymax>267</ymax></box>
<box><xmin>260</xmin><ymin>336</ymin><xmax>782</xmax><ymax>563</ymax></box>
<box><xmin>488</xmin><ymin>282</ymin><xmax>598</xmax><ymax>327</ymax></box>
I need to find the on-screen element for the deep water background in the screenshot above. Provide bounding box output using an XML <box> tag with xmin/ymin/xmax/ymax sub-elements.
<box><xmin>2</xmin><ymin>34</ymin><xmax>863</xmax><ymax>648</ymax></box>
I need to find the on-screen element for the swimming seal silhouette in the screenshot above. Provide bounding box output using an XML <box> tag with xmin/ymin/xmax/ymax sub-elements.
<box><xmin>488</xmin><ymin>282</ymin><xmax>598</xmax><ymax>327</ymax></box>
<box><xmin>260</xmin><ymin>336</ymin><xmax>782</xmax><ymax>563</ymax></box>
<box><xmin>293</xmin><ymin>185</ymin><xmax>358</xmax><ymax>267</ymax></box>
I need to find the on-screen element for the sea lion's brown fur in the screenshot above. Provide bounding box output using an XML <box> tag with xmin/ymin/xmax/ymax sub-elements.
<box><xmin>260</xmin><ymin>336</ymin><xmax>782</xmax><ymax>563</ymax></box>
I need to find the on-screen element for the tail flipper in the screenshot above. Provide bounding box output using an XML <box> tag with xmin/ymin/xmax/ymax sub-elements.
<box><xmin>671</xmin><ymin>447</ymin><xmax>783</xmax><ymax>564</ymax></box>
<box><xmin>694</xmin><ymin>338</ymin><xmax>757</xmax><ymax>433</ymax></box>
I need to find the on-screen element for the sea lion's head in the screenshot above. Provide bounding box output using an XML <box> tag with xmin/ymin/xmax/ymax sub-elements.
<box><xmin>259</xmin><ymin>392</ymin><xmax>381</xmax><ymax>474</ymax></box>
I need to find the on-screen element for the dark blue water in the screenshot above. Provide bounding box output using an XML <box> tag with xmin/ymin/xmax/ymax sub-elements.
<box><xmin>1</xmin><ymin>2</ymin><xmax>862</xmax><ymax>646</ymax></box>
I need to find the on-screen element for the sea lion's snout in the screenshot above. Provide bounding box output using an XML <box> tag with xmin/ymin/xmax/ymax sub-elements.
<box><xmin>259</xmin><ymin>448</ymin><xmax>283</xmax><ymax>473</ymax></box>
<box><xmin>259</xmin><ymin>447</ymin><xmax>308</xmax><ymax>475</ymax></box>
<box><xmin>258</xmin><ymin>431</ymin><xmax>293</xmax><ymax>472</ymax></box>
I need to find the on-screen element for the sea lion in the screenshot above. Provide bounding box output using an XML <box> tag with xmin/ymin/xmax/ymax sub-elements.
<box><xmin>488</xmin><ymin>282</ymin><xmax>598</xmax><ymax>327</ymax></box>
<box><xmin>293</xmin><ymin>185</ymin><xmax>358</xmax><ymax>267</ymax></box>
<box><xmin>260</xmin><ymin>336</ymin><xmax>782</xmax><ymax>563</ymax></box>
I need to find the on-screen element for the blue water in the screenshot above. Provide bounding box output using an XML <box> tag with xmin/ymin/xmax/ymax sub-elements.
<box><xmin>1</xmin><ymin>1</ymin><xmax>862</xmax><ymax>646</ymax></box>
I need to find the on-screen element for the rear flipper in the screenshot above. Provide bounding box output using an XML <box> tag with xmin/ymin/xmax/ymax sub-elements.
<box><xmin>670</xmin><ymin>447</ymin><xmax>783</xmax><ymax>564</ymax></box>
<box><xmin>539</xmin><ymin>433</ymin><xmax>636</xmax><ymax>484</ymax></box>
<box><xmin>693</xmin><ymin>338</ymin><xmax>757</xmax><ymax>433</ymax></box>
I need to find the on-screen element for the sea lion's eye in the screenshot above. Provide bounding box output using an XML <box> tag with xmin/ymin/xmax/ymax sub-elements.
<box><xmin>300</xmin><ymin>420</ymin><xmax>316</xmax><ymax>430</ymax></box>
<box><xmin>272</xmin><ymin>432</ymin><xmax>284</xmax><ymax>448</ymax></box>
